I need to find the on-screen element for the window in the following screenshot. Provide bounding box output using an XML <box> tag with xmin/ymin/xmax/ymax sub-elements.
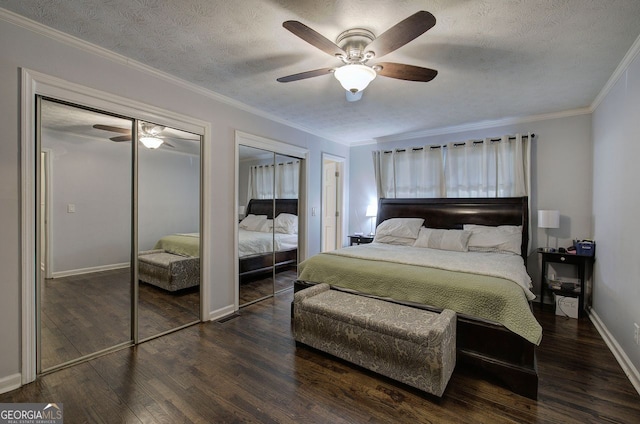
<box><xmin>373</xmin><ymin>133</ymin><xmax>531</xmax><ymax>199</ymax></box>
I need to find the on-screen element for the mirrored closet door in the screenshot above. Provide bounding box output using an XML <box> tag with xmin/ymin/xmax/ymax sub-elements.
<box><xmin>137</xmin><ymin>121</ymin><xmax>201</xmax><ymax>340</ymax></box>
<box><xmin>273</xmin><ymin>153</ymin><xmax>300</xmax><ymax>295</ymax></box>
<box><xmin>237</xmin><ymin>146</ymin><xmax>300</xmax><ymax>307</ymax></box>
<box><xmin>238</xmin><ymin>145</ymin><xmax>276</xmax><ymax>306</ymax></box>
<box><xmin>38</xmin><ymin>99</ymin><xmax>134</xmax><ymax>371</ymax></box>
<box><xmin>37</xmin><ymin>98</ymin><xmax>202</xmax><ymax>373</ymax></box>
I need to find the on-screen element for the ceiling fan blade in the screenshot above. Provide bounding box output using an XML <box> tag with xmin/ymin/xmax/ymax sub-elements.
<box><xmin>376</xmin><ymin>62</ymin><xmax>438</xmax><ymax>82</ymax></box>
<box><xmin>110</xmin><ymin>135</ymin><xmax>131</xmax><ymax>142</ymax></box>
<box><xmin>283</xmin><ymin>21</ymin><xmax>347</xmax><ymax>57</ymax></box>
<box><xmin>93</xmin><ymin>124</ymin><xmax>131</xmax><ymax>134</ymax></box>
<box><xmin>277</xmin><ymin>67</ymin><xmax>334</xmax><ymax>83</ymax></box>
<box><xmin>365</xmin><ymin>11</ymin><xmax>436</xmax><ymax>58</ymax></box>
<box><xmin>163</xmin><ymin>141</ymin><xmax>175</xmax><ymax>148</ymax></box>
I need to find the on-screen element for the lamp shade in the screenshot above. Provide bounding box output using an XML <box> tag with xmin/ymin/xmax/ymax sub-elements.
<box><xmin>140</xmin><ymin>136</ymin><xmax>163</xmax><ymax>149</ymax></box>
<box><xmin>538</xmin><ymin>210</ymin><xmax>560</xmax><ymax>229</ymax></box>
<box><xmin>365</xmin><ymin>204</ymin><xmax>377</xmax><ymax>218</ymax></box>
<box><xmin>334</xmin><ymin>64</ymin><xmax>376</xmax><ymax>93</ymax></box>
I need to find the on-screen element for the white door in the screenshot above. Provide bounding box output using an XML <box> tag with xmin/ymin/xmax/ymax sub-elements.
<box><xmin>40</xmin><ymin>151</ymin><xmax>47</xmax><ymax>277</ymax></box>
<box><xmin>41</xmin><ymin>149</ymin><xmax>53</xmax><ymax>280</ymax></box>
<box><xmin>322</xmin><ymin>161</ymin><xmax>337</xmax><ymax>252</ymax></box>
<box><xmin>322</xmin><ymin>158</ymin><xmax>343</xmax><ymax>252</ymax></box>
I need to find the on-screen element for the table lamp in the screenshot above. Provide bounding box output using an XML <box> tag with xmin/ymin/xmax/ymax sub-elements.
<box><xmin>538</xmin><ymin>209</ymin><xmax>560</xmax><ymax>251</ymax></box>
<box><xmin>366</xmin><ymin>204</ymin><xmax>377</xmax><ymax>236</ymax></box>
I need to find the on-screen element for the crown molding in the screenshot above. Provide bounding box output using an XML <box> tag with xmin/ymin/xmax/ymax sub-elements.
<box><xmin>348</xmin><ymin>138</ymin><xmax>377</xmax><ymax>147</ymax></box>
<box><xmin>591</xmin><ymin>31</ymin><xmax>640</xmax><ymax>111</ymax></box>
<box><xmin>374</xmin><ymin>107</ymin><xmax>591</xmax><ymax>144</ymax></box>
<box><xmin>0</xmin><ymin>7</ymin><xmax>348</xmax><ymax>145</ymax></box>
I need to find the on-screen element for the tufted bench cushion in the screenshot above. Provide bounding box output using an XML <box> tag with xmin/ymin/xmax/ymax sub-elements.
<box><xmin>138</xmin><ymin>249</ymin><xmax>200</xmax><ymax>292</ymax></box>
<box><xmin>293</xmin><ymin>283</ymin><xmax>456</xmax><ymax>397</ymax></box>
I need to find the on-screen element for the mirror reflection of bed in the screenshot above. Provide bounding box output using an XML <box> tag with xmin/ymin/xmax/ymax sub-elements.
<box><xmin>238</xmin><ymin>199</ymin><xmax>298</xmax><ymax>304</ymax></box>
<box><xmin>237</xmin><ymin>146</ymin><xmax>300</xmax><ymax>307</ymax></box>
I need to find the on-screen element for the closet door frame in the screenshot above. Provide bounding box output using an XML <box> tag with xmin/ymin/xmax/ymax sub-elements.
<box><xmin>234</xmin><ymin>131</ymin><xmax>308</xmax><ymax>310</ymax></box>
<box><xmin>20</xmin><ymin>68</ymin><xmax>211</xmax><ymax>384</ymax></box>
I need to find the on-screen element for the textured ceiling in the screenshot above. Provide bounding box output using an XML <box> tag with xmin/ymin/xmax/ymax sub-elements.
<box><xmin>3</xmin><ymin>0</ymin><xmax>640</xmax><ymax>144</ymax></box>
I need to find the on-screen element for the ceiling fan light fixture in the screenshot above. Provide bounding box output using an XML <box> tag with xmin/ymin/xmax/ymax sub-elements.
<box><xmin>139</xmin><ymin>136</ymin><xmax>163</xmax><ymax>149</ymax></box>
<box><xmin>334</xmin><ymin>64</ymin><xmax>376</xmax><ymax>93</ymax></box>
<box><xmin>345</xmin><ymin>90</ymin><xmax>363</xmax><ymax>102</ymax></box>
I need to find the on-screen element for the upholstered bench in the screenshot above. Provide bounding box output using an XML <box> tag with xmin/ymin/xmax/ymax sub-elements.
<box><xmin>138</xmin><ymin>249</ymin><xmax>200</xmax><ymax>292</ymax></box>
<box><xmin>293</xmin><ymin>283</ymin><xmax>456</xmax><ymax>397</ymax></box>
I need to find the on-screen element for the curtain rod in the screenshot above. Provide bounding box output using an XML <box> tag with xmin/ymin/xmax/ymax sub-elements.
<box><xmin>253</xmin><ymin>160</ymin><xmax>300</xmax><ymax>168</ymax></box>
<box><xmin>382</xmin><ymin>133</ymin><xmax>535</xmax><ymax>153</ymax></box>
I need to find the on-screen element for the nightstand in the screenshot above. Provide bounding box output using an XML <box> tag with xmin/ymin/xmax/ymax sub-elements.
<box><xmin>539</xmin><ymin>250</ymin><xmax>595</xmax><ymax>318</ymax></box>
<box><xmin>349</xmin><ymin>235</ymin><xmax>374</xmax><ymax>246</ymax></box>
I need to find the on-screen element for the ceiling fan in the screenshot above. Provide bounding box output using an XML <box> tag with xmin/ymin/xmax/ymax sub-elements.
<box><xmin>93</xmin><ymin>122</ymin><xmax>186</xmax><ymax>149</ymax></box>
<box><xmin>277</xmin><ymin>11</ymin><xmax>438</xmax><ymax>101</ymax></box>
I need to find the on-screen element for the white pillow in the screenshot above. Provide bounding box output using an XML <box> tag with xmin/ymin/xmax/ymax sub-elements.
<box><xmin>372</xmin><ymin>235</ymin><xmax>417</xmax><ymax>246</ymax></box>
<box><xmin>259</xmin><ymin>219</ymin><xmax>274</xmax><ymax>233</ymax></box>
<box><xmin>239</xmin><ymin>214</ymin><xmax>267</xmax><ymax>232</ymax></box>
<box><xmin>463</xmin><ymin>224</ymin><xmax>522</xmax><ymax>255</ymax></box>
<box><xmin>374</xmin><ymin>218</ymin><xmax>425</xmax><ymax>239</ymax></box>
<box><xmin>275</xmin><ymin>213</ymin><xmax>298</xmax><ymax>234</ymax></box>
<box><xmin>413</xmin><ymin>228</ymin><xmax>471</xmax><ymax>252</ymax></box>
<box><xmin>373</xmin><ymin>218</ymin><xmax>425</xmax><ymax>246</ymax></box>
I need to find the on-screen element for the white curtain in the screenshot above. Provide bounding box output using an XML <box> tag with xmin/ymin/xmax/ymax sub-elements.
<box><xmin>372</xmin><ymin>150</ymin><xmax>396</xmax><ymax>198</ymax></box>
<box><xmin>396</xmin><ymin>147</ymin><xmax>445</xmax><ymax>197</ymax></box>
<box><xmin>248</xmin><ymin>164</ymin><xmax>273</xmax><ymax>200</ymax></box>
<box><xmin>373</xmin><ymin>133</ymin><xmax>531</xmax><ymax>199</ymax></box>
<box><xmin>248</xmin><ymin>160</ymin><xmax>300</xmax><ymax>200</ymax></box>
<box><xmin>445</xmin><ymin>140</ymin><xmax>494</xmax><ymax>197</ymax></box>
<box><xmin>275</xmin><ymin>161</ymin><xmax>300</xmax><ymax>199</ymax></box>
<box><xmin>373</xmin><ymin>147</ymin><xmax>444</xmax><ymax>198</ymax></box>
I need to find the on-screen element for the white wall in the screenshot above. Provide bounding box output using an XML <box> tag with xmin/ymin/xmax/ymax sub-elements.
<box><xmin>592</xmin><ymin>49</ymin><xmax>640</xmax><ymax>378</ymax></box>
<box><xmin>138</xmin><ymin>148</ymin><xmax>200</xmax><ymax>251</ymax></box>
<box><xmin>42</xmin><ymin>129</ymin><xmax>200</xmax><ymax>274</ymax></box>
<box><xmin>43</xmin><ymin>129</ymin><xmax>132</xmax><ymax>273</ymax></box>
<box><xmin>0</xmin><ymin>16</ymin><xmax>348</xmax><ymax>389</ymax></box>
<box><xmin>348</xmin><ymin>113</ymin><xmax>594</xmax><ymax>298</ymax></box>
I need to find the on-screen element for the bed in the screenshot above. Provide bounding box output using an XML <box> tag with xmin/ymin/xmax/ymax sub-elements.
<box><xmin>295</xmin><ymin>196</ymin><xmax>541</xmax><ymax>399</ymax></box>
<box><xmin>239</xmin><ymin>198</ymin><xmax>298</xmax><ymax>282</ymax></box>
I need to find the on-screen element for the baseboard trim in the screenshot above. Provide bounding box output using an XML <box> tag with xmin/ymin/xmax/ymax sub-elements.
<box><xmin>589</xmin><ymin>308</ymin><xmax>640</xmax><ymax>396</ymax></box>
<box><xmin>52</xmin><ymin>262</ymin><xmax>129</xmax><ymax>278</ymax></box>
<box><xmin>0</xmin><ymin>373</ymin><xmax>22</xmax><ymax>395</ymax></box>
<box><xmin>208</xmin><ymin>304</ymin><xmax>236</xmax><ymax>322</ymax></box>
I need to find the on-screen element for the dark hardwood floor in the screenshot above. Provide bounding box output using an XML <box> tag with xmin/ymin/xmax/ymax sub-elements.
<box><xmin>41</xmin><ymin>268</ymin><xmax>199</xmax><ymax>370</ymax></box>
<box><xmin>239</xmin><ymin>268</ymin><xmax>296</xmax><ymax>306</ymax></box>
<box><xmin>4</xmin><ymin>290</ymin><xmax>640</xmax><ymax>423</ymax></box>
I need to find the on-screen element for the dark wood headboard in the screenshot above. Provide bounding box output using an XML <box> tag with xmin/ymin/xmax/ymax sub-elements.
<box><xmin>377</xmin><ymin>197</ymin><xmax>529</xmax><ymax>260</ymax></box>
<box><xmin>246</xmin><ymin>198</ymin><xmax>298</xmax><ymax>219</ymax></box>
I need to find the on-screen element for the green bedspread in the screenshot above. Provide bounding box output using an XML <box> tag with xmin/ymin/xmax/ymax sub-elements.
<box><xmin>298</xmin><ymin>252</ymin><xmax>542</xmax><ymax>345</ymax></box>
<box><xmin>154</xmin><ymin>234</ymin><xmax>200</xmax><ymax>257</ymax></box>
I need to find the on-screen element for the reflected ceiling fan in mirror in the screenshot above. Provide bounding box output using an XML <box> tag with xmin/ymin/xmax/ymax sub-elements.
<box><xmin>92</xmin><ymin>122</ymin><xmax>185</xmax><ymax>149</ymax></box>
<box><xmin>277</xmin><ymin>11</ymin><xmax>438</xmax><ymax>101</ymax></box>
